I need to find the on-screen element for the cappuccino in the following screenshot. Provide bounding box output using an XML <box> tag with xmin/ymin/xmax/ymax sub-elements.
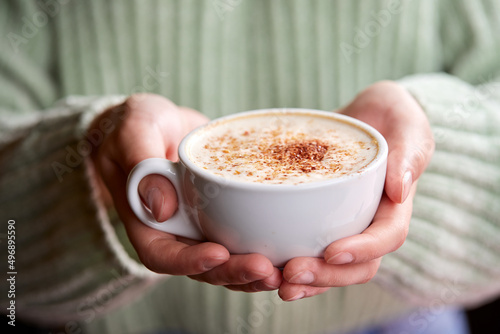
<box><xmin>187</xmin><ymin>111</ymin><xmax>378</xmax><ymax>184</ymax></box>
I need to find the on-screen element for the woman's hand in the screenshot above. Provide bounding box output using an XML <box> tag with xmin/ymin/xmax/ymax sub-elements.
<box><xmin>278</xmin><ymin>81</ymin><xmax>435</xmax><ymax>301</ymax></box>
<box><xmin>90</xmin><ymin>94</ymin><xmax>282</xmax><ymax>292</ymax></box>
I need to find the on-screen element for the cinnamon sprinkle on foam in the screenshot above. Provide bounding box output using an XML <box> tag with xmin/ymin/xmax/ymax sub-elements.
<box><xmin>188</xmin><ymin>114</ymin><xmax>377</xmax><ymax>184</ymax></box>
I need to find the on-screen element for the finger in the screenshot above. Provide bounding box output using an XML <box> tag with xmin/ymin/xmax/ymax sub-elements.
<box><xmin>278</xmin><ymin>281</ymin><xmax>330</xmax><ymax>302</ymax></box>
<box><xmin>97</xmin><ymin>96</ymin><xmax>190</xmax><ymax>223</ymax></box>
<box><xmin>282</xmin><ymin>257</ymin><xmax>381</xmax><ymax>288</ymax></box>
<box><xmin>187</xmin><ymin>253</ymin><xmax>275</xmax><ymax>286</ymax></box>
<box><xmin>139</xmin><ymin>237</ymin><xmax>230</xmax><ymax>275</ymax></box>
<box><xmin>178</xmin><ymin>106</ymin><xmax>211</xmax><ymax>130</ymax></box>
<box><xmin>99</xmin><ymin>156</ymin><xmax>230</xmax><ymax>275</ymax></box>
<box><xmin>124</xmin><ymin>205</ymin><xmax>230</xmax><ymax>275</ymax></box>
<box><xmin>340</xmin><ymin>81</ymin><xmax>434</xmax><ymax>204</ymax></box>
<box><xmin>113</xmin><ymin>98</ymin><xmax>209</xmax><ymax>170</ymax></box>
<box><xmin>383</xmin><ymin>101</ymin><xmax>434</xmax><ymax>203</ymax></box>
<box><xmin>105</xmin><ymin>94</ymin><xmax>195</xmax><ymax>174</ymax></box>
<box><xmin>325</xmin><ymin>185</ymin><xmax>416</xmax><ymax>265</ymax></box>
<box><xmin>109</xmin><ymin>115</ymin><xmax>169</xmax><ymax>173</ymax></box>
<box><xmin>223</xmin><ymin>267</ymin><xmax>283</xmax><ymax>293</ymax></box>
<box><xmin>138</xmin><ymin>174</ymin><xmax>178</xmax><ymax>222</ymax></box>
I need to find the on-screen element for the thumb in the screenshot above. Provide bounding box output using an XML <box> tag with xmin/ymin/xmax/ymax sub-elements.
<box><xmin>338</xmin><ymin>81</ymin><xmax>435</xmax><ymax>204</ymax></box>
<box><xmin>385</xmin><ymin>146</ymin><xmax>416</xmax><ymax>204</ymax></box>
<box><xmin>384</xmin><ymin>115</ymin><xmax>435</xmax><ymax>204</ymax></box>
<box><xmin>138</xmin><ymin>173</ymin><xmax>179</xmax><ymax>222</ymax></box>
<box><xmin>99</xmin><ymin>95</ymin><xmax>185</xmax><ymax>223</ymax></box>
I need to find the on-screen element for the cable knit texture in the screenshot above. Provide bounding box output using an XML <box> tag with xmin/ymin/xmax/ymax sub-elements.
<box><xmin>0</xmin><ymin>1</ymin><xmax>499</xmax><ymax>333</ymax></box>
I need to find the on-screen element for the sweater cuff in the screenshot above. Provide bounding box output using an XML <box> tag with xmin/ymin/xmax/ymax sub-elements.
<box><xmin>373</xmin><ymin>73</ymin><xmax>500</xmax><ymax>307</ymax></box>
<box><xmin>0</xmin><ymin>96</ymin><xmax>162</xmax><ymax>327</ymax></box>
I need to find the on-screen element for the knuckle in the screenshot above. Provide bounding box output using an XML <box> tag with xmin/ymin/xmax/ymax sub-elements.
<box><xmin>139</xmin><ymin>238</ymin><xmax>165</xmax><ymax>273</ymax></box>
<box><xmin>363</xmin><ymin>81</ymin><xmax>403</xmax><ymax>102</ymax></box>
<box><xmin>126</xmin><ymin>93</ymin><xmax>155</xmax><ymax>107</ymax></box>
<box><xmin>389</xmin><ymin>222</ymin><xmax>409</xmax><ymax>253</ymax></box>
<box><xmin>422</xmin><ymin>135</ymin><xmax>436</xmax><ymax>155</ymax></box>
<box><xmin>397</xmin><ymin>221</ymin><xmax>410</xmax><ymax>249</ymax></box>
<box><xmin>413</xmin><ymin>144</ymin><xmax>432</xmax><ymax>175</ymax></box>
<box><xmin>362</xmin><ymin>232</ymin><xmax>383</xmax><ymax>261</ymax></box>
<box><xmin>371</xmin><ymin>80</ymin><xmax>401</xmax><ymax>92</ymax></box>
<box><xmin>126</xmin><ymin>93</ymin><xmax>175</xmax><ymax>112</ymax></box>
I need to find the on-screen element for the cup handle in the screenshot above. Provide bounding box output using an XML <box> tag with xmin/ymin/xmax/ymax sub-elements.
<box><xmin>126</xmin><ymin>158</ymin><xmax>204</xmax><ymax>240</ymax></box>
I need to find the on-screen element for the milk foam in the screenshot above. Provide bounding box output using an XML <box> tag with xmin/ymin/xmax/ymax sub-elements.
<box><xmin>187</xmin><ymin>112</ymin><xmax>378</xmax><ymax>185</ymax></box>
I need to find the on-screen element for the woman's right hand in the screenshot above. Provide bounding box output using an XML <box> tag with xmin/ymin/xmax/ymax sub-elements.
<box><xmin>89</xmin><ymin>93</ymin><xmax>282</xmax><ymax>292</ymax></box>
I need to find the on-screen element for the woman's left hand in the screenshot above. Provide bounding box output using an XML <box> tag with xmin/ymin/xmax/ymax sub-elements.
<box><xmin>278</xmin><ymin>81</ymin><xmax>435</xmax><ymax>301</ymax></box>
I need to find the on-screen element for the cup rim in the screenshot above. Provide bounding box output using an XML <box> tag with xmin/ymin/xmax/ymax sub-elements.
<box><xmin>178</xmin><ymin>108</ymin><xmax>388</xmax><ymax>191</ymax></box>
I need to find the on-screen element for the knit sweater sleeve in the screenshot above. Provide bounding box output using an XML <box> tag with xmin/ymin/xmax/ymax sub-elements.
<box><xmin>375</xmin><ymin>0</ymin><xmax>500</xmax><ymax>307</ymax></box>
<box><xmin>376</xmin><ymin>73</ymin><xmax>500</xmax><ymax>306</ymax></box>
<box><xmin>0</xmin><ymin>3</ymin><xmax>160</xmax><ymax>327</ymax></box>
<box><xmin>0</xmin><ymin>98</ymin><xmax>166</xmax><ymax>326</ymax></box>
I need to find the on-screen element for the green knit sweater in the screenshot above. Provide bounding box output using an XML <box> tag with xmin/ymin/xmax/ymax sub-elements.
<box><xmin>1</xmin><ymin>1</ymin><xmax>499</xmax><ymax>333</ymax></box>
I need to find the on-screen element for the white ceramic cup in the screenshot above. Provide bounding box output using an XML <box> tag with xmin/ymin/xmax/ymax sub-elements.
<box><xmin>127</xmin><ymin>108</ymin><xmax>388</xmax><ymax>267</ymax></box>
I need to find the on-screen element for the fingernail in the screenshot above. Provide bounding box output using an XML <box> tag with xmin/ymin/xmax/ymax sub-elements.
<box><xmin>401</xmin><ymin>171</ymin><xmax>413</xmax><ymax>203</ymax></box>
<box><xmin>326</xmin><ymin>252</ymin><xmax>354</xmax><ymax>265</ymax></box>
<box><xmin>202</xmin><ymin>256</ymin><xmax>227</xmax><ymax>271</ymax></box>
<box><xmin>146</xmin><ymin>187</ymin><xmax>164</xmax><ymax>221</ymax></box>
<box><xmin>243</xmin><ymin>270</ymin><xmax>270</xmax><ymax>282</ymax></box>
<box><xmin>288</xmin><ymin>270</ymin><xmax>315</xmax><ymax>284</ymax></box>
<box><xmin>286</xmin><ymin>291</ymin><xmax>306</xmax><ymax>302</ymax></box>
<box><xmin>254</xmin><ymin>281</ymin><xmax>279</xmax><ymax>291</ymax></box>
